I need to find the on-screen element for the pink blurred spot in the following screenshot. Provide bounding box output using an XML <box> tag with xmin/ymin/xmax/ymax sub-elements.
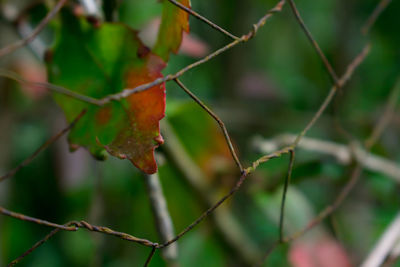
<box><xmin>179</xmin><ymin>33</ymin><xmax>209</xmax><ymax>58</ymax></box>
<box><xmin>289</xmin><ymin>238</ymin><xmax>352</xmax><ymax>267</ymax></box>
<box><xmin>15</xmin><ymin>60</ymin><xmax>47</xmax><ymax>99</ymax></box>
<box><xmin>139</xmin><ymin>17</ymin><xmax>209</xmax><ymax>58</ymax></box>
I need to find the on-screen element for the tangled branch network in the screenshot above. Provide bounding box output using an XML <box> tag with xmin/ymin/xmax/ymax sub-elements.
<box><xmin>0</xmin><ymin>0</ymin><xmax>397</xmax><ymax>266</ymax></box>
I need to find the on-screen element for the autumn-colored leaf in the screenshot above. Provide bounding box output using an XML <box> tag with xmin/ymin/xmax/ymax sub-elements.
<box><xmin>47</xmin><ymin>11</ymin><xmax>166</xmax><ymax>174</ymax></box>
<box><xmin>153</xmin><ymin>0</ymin><xmax>191</xmax><ymax>61</ymax></box>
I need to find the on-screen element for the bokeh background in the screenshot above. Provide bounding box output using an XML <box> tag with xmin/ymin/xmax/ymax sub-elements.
<box><xmin>0</xmin><ymin>0</ymin><xmax>399</xmax><ymax>266</ymax></box>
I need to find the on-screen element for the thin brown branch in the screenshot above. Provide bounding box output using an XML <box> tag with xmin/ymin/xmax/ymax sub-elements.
<box><xmin>0</xmin><ymin>69</ymin><xmax>103</xmax><ymax>105</ymax></box>
<box><xmin>362</xmin><ymin>0</ymin><xmax>392</xmax><ymax>35</ymax></box>
<box><xmin>285</xmin><ymin>165</ymin><xmax>362</xmax><ymax>243</ymax></box>
<box><xmin>365</xmin><ymin>77</ymin><xmax>400</xmax><ymax>148</ymax></box>
<box><xmin>0</xmin><ymin>1</ymin><xmax>285</xmax><ymax>107</ymax></box>
<box><xmin>69</xmin><ymin>220</ymin><xmax>157</xmax><ymax>247</ymax></box>
<box><xmin>0</xmin><ymin>206</ymin><xmax>158</xmax><ymax>254</ymax></box>
<box><xmin>158</xmin><ymin>172</ymin><xmax>249</xmax><ymax>249</ymax></box>
<box><xmin>158</xmin><ymin>130</ymin><xmax>292</xmax><ymax>250</ymax></box>
<box><xmin>97</xmin><ymin>0</ymin><xmax>285</xmax><ymax>104</ymax></box>
<box><xmin>258</xmin><ymin>43</ymin><xmax>371</xmax><ymax>265</ymax></box>
<box><xmin>174</xmin><ymin>78</ymin><xmax>243</xmax><ymax>173</ymax></box>
<box><xmin>7</xmin><ymin>228</ymin><xmax>62</xmax><ymax>267</ymax></box>
<box><xmin>0</xmin><ymin>0</ymin><xmax>68</xmax><ymax>58</ymax></box>
<box><xmin>287</xmin><ymin>0</ymin><xmax>339</xmax><ymax>85</ymax></box>
<box><xmin>167</xmin><ymin>0</ymin><xmax>239</xmax><ymax>40</ymax></box>
<box><xmin>279</xmin><ymin>149</ymin><xmax>295</xmax><ymax>242</ymax></box>
<box><xmin>294</xmin><ymin>43</ymin><xmax>370</xmax><ymax>146</ymax></box>
<box><xmin>0</xmin><ymin>109</ymin><xmax>86</xmax><ymax>183</ymax></box>
<box><xmin>144</xmin><ymin>246</ymin><xmax>157</xmax><ymax>267</ymax></box>
<box><xmin>260</xmin><ymin>50</ymin><xmax>390</xmax><ymax>265</ymax></box>
<box><xmin>0</xmin><ymin>0</ymin><xmax>386</xmax><ymax>265</ymax></box>
<box><xmin>1</xmin><ymin>206</ymin><xmax>161</xmax><ymax>265</ymax></box>
<box><xmin>0</xmin><ymin>206</ymin><xmax>76</xmax><ymax>231</ymax></box>
<box><xmin>258</xmin><ymin>165</ymin><xmax>364</xmax><ymax>263</ymax></box>
<box><xmin>3</xmin><ymin>216</ymin><xmax>158</xmax><ymax>266</ymax></box>
<box><xmin>246</xmin><ymin>146</ymin><xmax>293</xmax><ymax>174</ymax></box>
<box><xmin>161</xmin><ymin>120</ymin><xmax>262</xmax><ymax>264</ymax></box>
<box><xmin>244</xmin><ymin>0</ymin><xmax>286</xmax><ymax>40</ymax></box>
<box><xmin>280</xmin><ymin>75</ymin><xmax>400</xmax><ymax>251</ymax></box>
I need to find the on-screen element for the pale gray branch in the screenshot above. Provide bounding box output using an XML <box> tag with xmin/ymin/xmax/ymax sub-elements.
<box><xmin>361</xmin><ymin>213</ymin><xmax>400</xmax><ymax>267</ymax></box>
<box><xmin>253</xmin><ymin>134</ymin><xmax>400</xmax><ymax>183</ymax></box>
<box><xmin>79</xmin><ymin>0</ymin><xmax>103</xmax><ymax>18</ymax></box>
<box><xmin>144</xmin><ymin>173</ymin><xmax>178</xmax><ymax>263</ymax></box>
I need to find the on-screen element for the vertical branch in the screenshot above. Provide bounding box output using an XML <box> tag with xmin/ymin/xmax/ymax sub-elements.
<box><xmin>144</xmin><ymin>173</ymin><xmax>178</xmax><ymax>264</ymax></box>
<box><xmin>279</xmin><ymin>149</ymin><xmax>295</xmax><ymax>242</ymax></box>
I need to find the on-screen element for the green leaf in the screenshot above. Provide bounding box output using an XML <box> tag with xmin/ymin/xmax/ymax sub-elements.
<box><xmin>153</xmin><ymin>0</ymin><xmax>191</xmax><ymax>61</ymax></box>
<box><xmin>47</xmin><ymin>11</ymin><xmax>166</xmax><ymax>174</ymax></box>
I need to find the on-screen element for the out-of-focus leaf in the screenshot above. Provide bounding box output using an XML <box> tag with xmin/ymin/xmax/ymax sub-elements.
<box><xmin>153</xmin><ymin>0</ymin><xmax>191</xmax><ymax>61</ymax></box>
<box><xmin>167</xmin><ymin>101</ymin><xmax>234</xmax><ymax>177</ymax></box>
<box><xmin>47</xmin><ymin>11</ymin><xmax>166</xmax><ymax>174</ymax></box>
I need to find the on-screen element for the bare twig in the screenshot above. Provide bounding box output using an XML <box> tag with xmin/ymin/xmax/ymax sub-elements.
<box><xmin>279</xmin><ymin>150</ymin><xmax>295</xmax><ymax>242</ymax></box>
<box><xmin>286</xmin><ymin>74</ymin><xmax>400</xmax><ymax>246</ymax></box>
<box><xmin>1</xmin><ymin>1</ymin><xmax>284</xmax><ymax>107</ymax></box>
<box><xmin>8</xmin><ymin>228</ymin><xmax>62</xmax><ymax>267</ymax></box>
<box><xmin>0</xmin><ymin>110</ymin><xmax>86</xmax><ymax>183</ymax></box>
<box><xmin>0</xmin><ymin>207</ymin><xmax>156</xmax><ymax>246</ymax></box>
<box><xmin>365</xmin><ymin>77</ymin><xmax>400</xmax><ymax>148</ymax></box>
<box><xmin>0</xmin><ymin>69</ymin><xmax>103</xmax><ymax>105</ymax></box>
<box><xmin>284</xmin><ymin>165</ymin><xmax>363</xmax><ymax>243</ymax></box>
<box><xmin>294</xmin><ymin>43</ymin><xmax>370</xmax><ymax>146</ymax></box>
<box><xmin>246</xmin><ymin>146</ymin><xmax>293</xmax><ymax>174</ymax></box>
<box><xmin>287</xmin><ymin>0</ymin><xmax>339</xmax><ymax>85</ymax></box>
<box><xmin>0</xmin><ymin>0</ymin><xmax>394</xmax><ymax>265</ymax></box>
<box><xmin>0</xmin><ymin>0</ymin><xmax>68</xmax><ymax>58</ymax></box>
<box><xmin>258</xmin><ymin>16</ymin><xmax>373</xmax><ymax>264</ymax></box>
<box><xmin>250</xmin><ymin>43</ymin><xmax>370</xmax><ymax>174</ymax></box>
<box><xmin>144</xmin><ymin>173</ymin><xmax>177</xmax><ymax>263</ymax></box>
<box><xmin>362</xmin><ymin>0</ymin><xmax>392</xmax><ymax>35</ymax></box>
<box><xmin>174</xmin><ymin>78</ymin><xmax>243</xmax><ymax>173</ymax></box>
<box><xmin>144</xmin><ymin>246</ymin><xmax>157</xmax><ymax>267</ymax></box>
<box><xmin>260</xmin><ymin>70</ymin><xmax>399</xmax><ymax>264</ymax></box>
<box><xmin>0</xmin><ymin>3</ymin><xmax>287</xmax><ymax>264</ymax></box>
<box><xmin>0</xmin><ymin>1</ymin><xmax>285</xmax><ymax>108</ymax></box>
<box><xmin>96</xmin><ymin>0</ymin><xmax>285</xmax><ymax>104</ymax></box>
<box><xmin>1</xmin><ymin>206</ymin><xmax>160</xmax><ymax>265</ymax></box>
<box><xmin>158</xmin><ymin>172</ymin><xmax>248</xmax><ymax>249</ymax></box>
<box><xmin>158</xmin><ymin>141</ymin><xmax>293</xmax><ymax>251</ymax></box>
<box><xmin>161</xmin><ymin>120</ymin><xmax>262</xmax><ymax>264</ymax></box>
<box><xmin>0</xmin><ymin>206</ymin><xmax>76</xmax><ymax>231</ymax></box>
<box><xmin>167</xmin><ymin>0</ymin><xmax>239</xmax><ymax>40</ymax></box>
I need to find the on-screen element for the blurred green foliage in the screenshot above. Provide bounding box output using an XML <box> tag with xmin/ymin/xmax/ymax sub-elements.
<box><xmin>0</xmin><ymin>0</ymin><xmax>400</xmax><ymax>266</ymax></box>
